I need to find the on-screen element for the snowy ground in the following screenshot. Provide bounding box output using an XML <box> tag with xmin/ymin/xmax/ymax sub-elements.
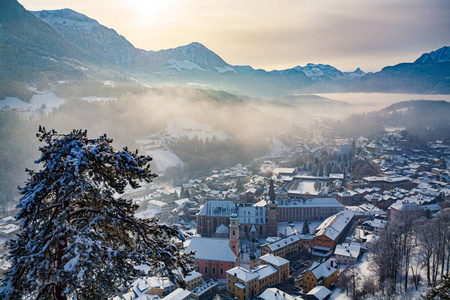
<box><xmin>330</xmin><ymin>252</ymin><xmax>432</xmax><ymax>300</ymax></box>
<box><xmin>0</xmin><ymin>91</ymin><xmax>65</xmax><ymax>116</ymax></box>
<box><xmin>277</xmin><ymin>220</ymin><xmax>323</xmax><ymax>236</ymax></box>
<box><xmin>145</xmin><ymin>149</ymin><xmax>185</xmax><ymax>175</ymax></box>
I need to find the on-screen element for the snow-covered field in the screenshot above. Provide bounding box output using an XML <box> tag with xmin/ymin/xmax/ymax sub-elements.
<box><xmin>146</xmin><ymin>149</ymin><xmax>185</xmax><ymax>175</ymax></box>
<box><xmin>0</xmin><ymin>91</ymin><xmax>65</xmax><ymax>116</ymax></box>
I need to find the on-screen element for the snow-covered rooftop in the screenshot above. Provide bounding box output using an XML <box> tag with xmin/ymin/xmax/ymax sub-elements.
<box><xmin>315</xmin><ymin>210</ymin><xmax>354</xmax><ymax>241</ymax></box>
<box><xmin>226</xmin><ymin>266</ymin><xmax>259</xmax><ymax>282</ymax></box>
<box><xmin>259</xmin><ymin>254</ymin><xmax>289</xmax><ymax>267</ymax></box>
<box><xmin>334</xmin><ymin>242</ymin><xmax>361</xmax><ymax>258</ymax></box>
<box><xmin>197</xmin><ymin>200</ymin><xmax>235</xmax><ymax>216</ymax></box>
<box><xmin>259</xmin><ymin>288</ymin><xmax>302</xmax><ymax>300</ymax></box>
<box><xmin>306</xmin><ymin>286</ymin><xmax>331</xmax><ymax>300</ymax></box>
<box><xmin>185</xmin><ymin>237</ymin><xmax>237</xmax><ymax>262</ymax></box>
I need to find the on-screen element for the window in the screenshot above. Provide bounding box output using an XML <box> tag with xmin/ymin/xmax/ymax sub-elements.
<box><xmin>221</xmin><ymin>268</ymin><xmax>223</xmax><ymax>275</ymax></box>
<box><xmin>205</xmin><ymin>267</ymin><xmax>208</xmax><ymax>273</ymax></box>
<box><xmin>213</xmin><ymin>267</ymin><xmax>215</xmax><ymax>274</ymax></box>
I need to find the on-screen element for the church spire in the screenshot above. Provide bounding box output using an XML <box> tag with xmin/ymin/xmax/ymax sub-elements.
<box><xmin>269</xmin><ymin>179</ymin><xmax>276</xmax><ymax>203</ymax></box>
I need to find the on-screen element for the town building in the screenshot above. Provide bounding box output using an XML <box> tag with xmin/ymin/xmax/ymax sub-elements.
<box><xmin>302</xmin><ymin>259</ymin><xmax>338</xmax><ymax>293</ymax></box>
<box><xmin>161</xmin><ymin>288</ymin><xmax>191</xmax><ymax>300</ymax></box>
<box><xmin>258</xmin><ymin>288</ymin><xmax>302</xmax><ymax>300</ymax></box>
<box><xmin>186</xmin><ymin>214</ymin><xmax>240</xmax><ymax>279</ymax></box>
<box><xmin>306</xmin><ymin>286</ymin><xmax>332</xmax><ymax>300</ymax></box>
<box><xmin>312</xmin><ymin>210</ymin><xmax>354</xmax><ymax>257</ymax></box>
<box><xmin>196</xmin><ymin>200</ymin><xmax>269</xmax><ymax>238</ymax></box>
<box><xmin>261</xmin><ymin>232</ymin><xmax>314</xmax><ymax>258</ymax></box>
<box><xmin>190</xmin><ymin>281</ymin><xmax>218</xmax><ymax>300</ymax></box>
<box><xmin>348</xmin><ymin>176</ymin><xmax>412</xmax><ymax>191</ymax></box>
<box><xmin>226</xmin><ymin>254</ymin><xmax>290</xmax><ymax>300</ymax></box>
<box><xmin>333</xmin><ymin>242</ymin><xmax>361</xmax><ymax>265</ymax></box>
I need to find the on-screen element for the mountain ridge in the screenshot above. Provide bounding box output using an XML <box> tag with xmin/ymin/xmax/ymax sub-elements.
<box><xmin>2</xmin><ymin>1</ymin><xmax>449</xmax><ymax>98</ymax></box>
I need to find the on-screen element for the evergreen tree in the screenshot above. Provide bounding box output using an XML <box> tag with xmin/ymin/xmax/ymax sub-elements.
<box><xmin>302</xmin><ymin>219</ymin><xmax>310</xmax><ymax>234</ymax></box>
<box><xmin>0</xmin><ymin>128</ymin><xmax>194</xmax><ymax>299</ymax></box>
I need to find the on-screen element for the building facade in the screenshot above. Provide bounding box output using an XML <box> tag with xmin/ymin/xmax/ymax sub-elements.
<box><xmin>226</xmin><ymin>254</ymin><xmax>290</xmax><ymax>300</ymax></box>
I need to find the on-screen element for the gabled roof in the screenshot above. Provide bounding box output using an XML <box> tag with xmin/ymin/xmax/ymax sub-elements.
<box><xmin>252</xmin><ymin>264</ymin><xmax>278</xmax><ymax>279</ymax></box>
<box><xmin>315</xmin><ymin>210</ymin><xmax>354</xmax><ymax>241</ymax></box>
<box><xmin>185</xmin><ymin>237</ymin><xmax>237</xmax><ymax>262</ymax></box>
<box><xmin>226</xmin><ymin>266</ymin><xmax>259</xmax><ymax>282</ymax></box>
<box><xmin>258</xmin><ymin>288</ymin><xmax>301</xmax><ymax>300</ymax></box>
<box><xmin>259</xmin><ymin>254</ymin><xmax>289</xmax><ymax>267</ymax></box>
<box><xmin>309</xmin><ymin>259</ymin><xmax>337</xmax><ymax>281</ymax></box>
<box><xmin>306</xmin><ymin>286</ymin><xmax>332</xmax><ymax>300</ymax></box>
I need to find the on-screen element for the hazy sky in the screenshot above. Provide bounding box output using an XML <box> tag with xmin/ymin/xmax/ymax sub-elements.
<box><xmin>20</xmin><ymin>0</ymin><xmax>450</xmax><ymax>72</ymax></box>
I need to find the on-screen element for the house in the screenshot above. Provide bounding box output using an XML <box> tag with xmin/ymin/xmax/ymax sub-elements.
<box><xmin>312</xmin><ymin>211</ymin><xmax>354</xmax><ymax>257</ymax></box>
<box><xmin>261</xmin><ymin>232</ymin><xmax>314</xmax><ymax>259</ymax></box>
<box><xmin>226</xmin><ymin>254</ymin><xmax>290</xmax><ymax>300</ymax></box>
<box><xmin>306</xmin><ymin>286</ymin><xmax>332</xmax><ymax>300</ymax></box>
<box><xmin>302</xmin><ymin>259</ymin><xmax>338</xmax><ymax>292</ymax></box>
<box><xmin>130</xmin><ymin>277</ymin><xmax>177</xmax><ymax>299</ymax></box>
<box><xmin>190</xmin><ymin>281</ymin><xmax>218</xmax><ymax>300</ymax></box>
<box><xmin>183</xmin><ymin>270</ymin><xmax>203</xmax><ymax>290</ymax></box>
<box><xmin>335</xmin><ymin>190</ymin><xmax>361</xmax><ymax>206</ymax></box>
<box><xmin>257</xmin><ymin>288</ymin><xmax>302</xmax><ymax>300</ymax></box>
<box><xmin>259</xmin><ymin>254</ymin><xmax>290</xmax><ymax>283</ymax></box>
<box><xmin>361</xmin><ymin>218</ymin><xmax>386</xmax><ymax>236</ymax></box>
<box><xmin>388</xmin><ymin>200</ymin><xmax>425</xmax><ymax>220</ymax></box>
<box><xmin>161</xmin><ymin>288</ymin><xmax>191</xmax><ymax>300</ymax></box>
<box><xmin>333</xmin><ymin>242</ymin><xmax>361</xmax><ymax>265</ymax></box>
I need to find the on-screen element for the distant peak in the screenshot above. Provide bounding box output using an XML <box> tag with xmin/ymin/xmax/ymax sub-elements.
<box><xmin>414</xmin><ymin>46</ymin><xmax>450</xmax><ymax>64</ymax></box>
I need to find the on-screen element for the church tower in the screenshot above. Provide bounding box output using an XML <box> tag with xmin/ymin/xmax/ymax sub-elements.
<box><xmin>230</xmin><ymin>212</ymin><xmax>240</xmax><ymax>257</ymax></box>
<box><xmin>267</xmin><ymin>179</ymin><xmax>278</xmax><ymax>237</ymax></box>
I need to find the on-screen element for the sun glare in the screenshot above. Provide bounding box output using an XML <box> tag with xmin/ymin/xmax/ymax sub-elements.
<box><xmin>131</xmin><ymin>0</ymin><xmax>178</xmax><ymax>26</ymax></box>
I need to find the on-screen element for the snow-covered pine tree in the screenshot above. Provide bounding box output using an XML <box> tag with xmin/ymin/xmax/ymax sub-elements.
<box><xmin>302</xmin><ymin>219</ymin><xmax>310</xmax><ymax>235</ymax></box>
<box><xmin>0</xmin><ymin>127</ymin><xmax>194</xmax><ymax>299</ymax></box>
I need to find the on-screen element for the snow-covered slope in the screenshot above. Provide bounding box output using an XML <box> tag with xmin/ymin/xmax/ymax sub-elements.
<box><xmin>31</xmin><ymin>9</ymin><xmax>143</xmax><ymax>67</ymax></box>
<box><xmin>136</xmin><ymin>116</ymin><xmax>231</xmax><ymax>174</ymax></box>
<box><xmin>414</xmin><ymin>46</ymin><xmax>450</xmax><ymax>64</ymax></box>
<box><xmin>145</xmin><ymin>42</ymin><xmax>234</xmax><ymax>73</ymax></box>
<box><xmin>0</xmin><ymin>92</ymin><xmax>65</xmax><ymax>116</ymax></box>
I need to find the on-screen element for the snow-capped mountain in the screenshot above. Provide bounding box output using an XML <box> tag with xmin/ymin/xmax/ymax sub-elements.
<box><xmin>31</xmin><ymin>9</ymin><xmax>144</xmax><ymax>67</ymax></box>
<box><xmin>144</xmin><ymin>42</ymin><xmax>236</xmax><ymax>73</ymax></box>
<box><xmin>351</xmin><ymin>46</ymin><xmax>450</xmax><ymax>94</ymax></box>
<box><xmin>3</xmin><ymin>0</ymin><xmax>450</xmax><ymax>97</ymax></box>
<box><xmin>293</xmin><ymin>63</ymin><xmax>366</xmax><ymax>81</ymax></box>
<box><xmin>414</xmin><ymin>46</ymin><xmax>450</xmax><ymax>64</ymax></box>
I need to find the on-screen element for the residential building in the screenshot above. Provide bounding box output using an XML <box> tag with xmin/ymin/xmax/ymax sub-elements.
<box><xmin>258</xmin><ymin>288</ymin><xmax>302</xmax><ymax>300</ymax></box>
<box><xmin>313</xmin><ymin>211</ymin><xmax>354</xmax><ymax>257</ymax></box>
<box><xmin>333</xmin><ymin>242</ymin><xmax>361</xmax><ymax>265</ymax></box>
<box><xmin>306</xmin><ymin>286</ymin><xmax>332</xmax><ymax>300</ymax></box>
<box><xmin>226</xmin><ymin>254</ymin><xmax>290</xmax><ymax>300</ymax></box>
<box><xmin>261</xmin><ymin>233</ymin><xmax>313</xmax><ymax>258</ymax></box>
<box><xmin>161</xmin><ymin>288</ymin><xmax>191</xmax><ymax>300</ymax></box>
<box><xmin>302</xmin><ymin>259</ymin><xmax>338</xmax><ymax>292</ymax></box>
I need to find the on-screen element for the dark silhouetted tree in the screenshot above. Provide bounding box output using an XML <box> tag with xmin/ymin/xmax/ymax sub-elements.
<box><xmin>302</xmin><ymin>219</ymin><xmax>310</xmax><ymax>235</ymax></box>
<box><xmin>0</xmin><ymin>128</ymin><xmax>194</xmax><ymax>299</ymax></box>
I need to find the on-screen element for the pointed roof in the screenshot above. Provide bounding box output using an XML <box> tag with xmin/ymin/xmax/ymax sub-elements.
<box><xmin>269</xmin><ymin>179</ymin><xmax>276</xmax><ymax>202</ymax></box>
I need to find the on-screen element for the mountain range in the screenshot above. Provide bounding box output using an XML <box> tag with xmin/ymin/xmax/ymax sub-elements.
<box><xmin>1</xmin><ymin>0</ymin><xmax>449</xmax><ymax>99</ymax></box>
